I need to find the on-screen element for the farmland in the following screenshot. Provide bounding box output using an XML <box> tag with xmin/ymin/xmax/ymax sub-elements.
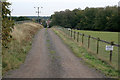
<box><xmin>75</xmin><ymin>30</ymin><xmax>118</xmax><ymax>44</ymax></box>
<box><xmin>61</xmin><ymin>28</ymin><xmax>119</xmax><ymax>70</ymax></box>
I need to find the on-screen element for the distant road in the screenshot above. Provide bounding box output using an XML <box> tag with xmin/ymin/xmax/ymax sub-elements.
<box><xmin>4</xmin><ymin>28</ymin><xmax>104</xmax><ymax>78</ymax></box>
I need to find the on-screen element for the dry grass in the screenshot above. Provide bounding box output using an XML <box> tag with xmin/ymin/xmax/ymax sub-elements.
<box><xmin>11</xmin><ymin>22</ymin><xmax>43</xmax><ymax>43</ymax></box>
<box><xmin>2</xmin><ymin>22</ymin><xmax>43</xmax><ymax>75</ymax></box>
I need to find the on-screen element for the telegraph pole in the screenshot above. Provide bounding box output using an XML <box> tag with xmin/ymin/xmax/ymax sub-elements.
<box><xmin>38</xmin><ymin>7</ymin><xmax>39</xmax><ymax>23</ymax></box>
<box><xmin>34</xmin><ymin>7</ymin><xmax>43</xmax><ymax>23</ymax></box>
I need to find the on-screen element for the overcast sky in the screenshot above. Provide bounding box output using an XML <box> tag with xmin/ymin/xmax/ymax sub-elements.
<box><xmin>7</xmin><ymin>0</ymin><xmax>119</xmax><ymax>16</ymax></box>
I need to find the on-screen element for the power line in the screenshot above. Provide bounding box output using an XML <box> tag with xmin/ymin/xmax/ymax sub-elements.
<box><xmin>34</xmin><ymin>7</ymin><xmax>43</xmax><ymax>23</ymax></box>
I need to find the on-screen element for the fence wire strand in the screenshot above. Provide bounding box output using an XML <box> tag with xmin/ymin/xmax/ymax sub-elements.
<box><xmin>59</xmin><ymin>28</ymin><xmax>119</xmax><ymax>70</ymax></box>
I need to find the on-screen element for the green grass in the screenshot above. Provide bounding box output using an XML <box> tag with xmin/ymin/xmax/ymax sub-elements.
<box><xmin>2</xmin><ymin>40</ymin><xmax>32</xmax><ymax>75</ymax></box>
<box><xmin>62</xmin><ymin>28</ymin><xmax>119</xmax><ymax>70</ymax></box>
<box><xmin>53</xmin><ymin>28</ymin><xmax>119</xmax><ymax>78</ymax></box>
<box><xmin>74</xmin><ymin>30</ymin><xmax>118</xmax><ymax>44</ymax></box>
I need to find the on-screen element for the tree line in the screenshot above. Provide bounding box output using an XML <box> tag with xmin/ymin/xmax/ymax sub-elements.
<box><xmin>50</xmin><ymin>6</ymin><xmax>119</xmax><ymax>32</ymax></box>
<box><xmin>12</xmin><ymin>16</ymin><xmax>30</xmax><ymax>21</ymax></box>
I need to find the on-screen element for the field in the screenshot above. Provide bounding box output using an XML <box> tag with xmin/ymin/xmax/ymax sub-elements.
<box><xmin>61</xmin><ymin>28</ymin><xmax>119</xmax><ymax>70</ymax></box>
<box><xmin>75</xmin><ymin>30</ymin><xmax>118</xmax><ymax>44</ymax></box>
<box><xmin>53</xmin><ymin>28</ymin><xmax>119</xmax><ymax>77</ymax></box>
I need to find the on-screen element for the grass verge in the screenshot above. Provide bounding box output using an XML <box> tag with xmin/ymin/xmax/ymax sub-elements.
<box><xmin>52</xmin><ymin>28</ymin><xmax>119</xmax><ymax>78</ymax></box>
<box><xmin>2</xmin><ymin>22</ymin><xmax>43</xmax><ymax>75</ymax></box>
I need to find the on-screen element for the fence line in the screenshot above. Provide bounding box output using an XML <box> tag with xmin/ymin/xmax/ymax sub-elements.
<box><xmin>58</xmin><ymin>27</ymin><xmax>119</xmax><ymax>69</ymax></box>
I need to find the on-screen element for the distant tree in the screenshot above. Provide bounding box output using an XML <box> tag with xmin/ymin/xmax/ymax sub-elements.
<box><xmin>50</xmin><ymin>6</ymin><xmax>119</xmax><ymax>32</ymax></box>
<box><xmin>12</xmin><ymin>16</ymin><xmax>30</xmax><ymax>21</ymax></box>
<box><xmin>41</xmin><ymin>19</ymin><xmax>47</xmax><ymax>28</ymax></box>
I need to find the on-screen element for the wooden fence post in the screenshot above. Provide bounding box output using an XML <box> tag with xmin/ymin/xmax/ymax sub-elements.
<box><xmin>110</xmin><ymin>41</ymin><xmax>114</xmax><ymax>62</ymax></box>
<box><xmin>69</xmin><ymin>30</ymin><xmax>70</xmax><ymax>37</ymax></box>
<box><xmin>66</xmin><ymin>28</ymin><xmax>68</xmax><ymax>36</ymax></box>
<box><xmin>77</xmin><ymin>32</ymin><xmax>79</xmax><ymax>42</ymax></box>
<box><xmin>88</xmin><ymin>35</ymin><xmax>91</xmax><ymax>49</ymax></box>
<box><xmin>74</xmin><ymin>31</ymin><xmax>76</xmax><ymax>40</ymax></box>
<box><xmin>82</xmin><ymin>34</ymin><xmax>84</xmax><ymax>44</ymax></box>
<box><xmin>65</xmin><ymin>28</ymin><xmax>67</xmax><ymax>34</ymax></box>
<box><xmin>71</xmin><ymin>29</ymin><xmax>72</xmax><ymax>38</ymax></box>
<box><xmin>65</xmin><ymin>28</ymin><xmax>68</xmax><ymax>37</ymax></box>
<box><xmin>67</xmin><ymin>29</ymin><xmax>69</xmax><ymax>36</ymax></box>
<box><xmin>63</xmin><ymin>28</ymin><xmax>65</xmax><ymax>36</ymax></box>
<box><xmin>97</xmin><ymin>37</ymin><xmax>100</xmax><ymax>54</ymax></box>
<box><xmin>68</xmin><ymin>29</ymin><xmax>70</xmax><ymax>37</ymax></box>
<box><xmin>64</xmin><ymin>28</ymin><xmax>66</xmax><ymax>36</ymax></box>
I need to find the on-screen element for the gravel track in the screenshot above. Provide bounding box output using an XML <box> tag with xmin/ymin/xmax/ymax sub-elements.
<box><xmin>4</xmin><ymin>28</ymin><xmax>104</xmax><ymax>78</ymax></box>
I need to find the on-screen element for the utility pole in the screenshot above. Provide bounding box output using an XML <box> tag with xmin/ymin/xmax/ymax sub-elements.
<box><xmin>38</xmin><ymin>7</ymin><xmax>39</xmax><ymax>23</ymax></box>
<box><xmin>34</xmin><ymin>7</ymin><xmax>43</xmax><ymax>23</ymax></box>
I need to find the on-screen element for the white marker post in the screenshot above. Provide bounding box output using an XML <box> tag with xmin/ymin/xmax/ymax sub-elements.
<box><xmin>106</xmin><ymin>42</ymin><xmax>114</xmax><ymax>62</ymax></box>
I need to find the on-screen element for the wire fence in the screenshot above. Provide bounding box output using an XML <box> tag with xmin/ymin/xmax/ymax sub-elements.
<box><xmin>57</xmin><ymin>27</ymin><xmax>119</xmax><ymax>70</ymax></box>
